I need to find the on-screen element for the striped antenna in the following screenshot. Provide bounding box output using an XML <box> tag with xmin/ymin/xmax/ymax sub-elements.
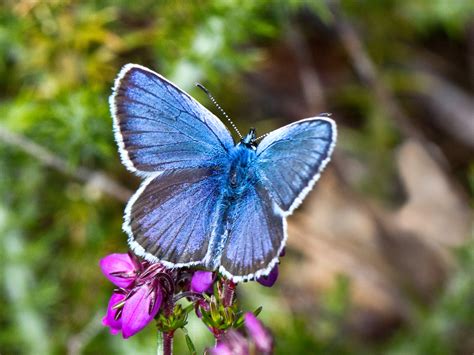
<box><xmin>196</xmin><ymin>83</ymin><xmax>242</xmax><ymax>139</ymax></box>
<box><xmin>255</xmin><ymin>132</ymin><xmax>269</xmax><ymax>142</ymax></box>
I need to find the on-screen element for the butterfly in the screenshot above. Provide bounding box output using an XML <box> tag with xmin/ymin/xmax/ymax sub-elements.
<box><xmin>110</xmin><ymin>64</ymin><xmax>337</xmax><ymax>282</ymax></box>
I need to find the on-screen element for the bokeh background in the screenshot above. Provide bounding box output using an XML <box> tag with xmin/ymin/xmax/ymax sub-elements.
<box><xmin>1</xmin><ymin>1</ymin><xmax>473</xmax><ymax>354</ymax></box>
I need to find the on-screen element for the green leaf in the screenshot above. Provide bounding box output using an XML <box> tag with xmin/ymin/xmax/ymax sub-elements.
<box><xmin>182</xmin><ymin>328</ymin><xmax>197</xmax><ymax>355</ymax></box>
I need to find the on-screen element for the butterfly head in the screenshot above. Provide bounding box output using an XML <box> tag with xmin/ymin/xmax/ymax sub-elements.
<box><xmin>241</xmin><ymin>128</ymin><xmax>257</xmax><ymax>149</ymax></box>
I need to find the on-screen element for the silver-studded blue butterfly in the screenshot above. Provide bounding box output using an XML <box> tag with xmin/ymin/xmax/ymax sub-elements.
<box><xmin>110</xmin><ymin>64</ymin><xmax>337</xmax><ymax>282</ymax></box>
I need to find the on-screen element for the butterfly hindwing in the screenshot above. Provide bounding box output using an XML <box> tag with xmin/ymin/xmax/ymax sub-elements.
<box><xmin>111</xmin><ymin>64</ymin><xmax>234</xmax><ymax>176</ymax></box>
<box><xmin>218</xmin><ymin>117</ymin><xmax>336</xmax><ymax>280</ymax></box>
<box><xmin>255</xmin><ymin>117</ymin><xmax>337</xmax><ymax>214</ymax></box>
<box><xmin>219</xmin><ymin>182</ymin><xmax>285</xmax><ymax>280</ymax></box>
<box><xmin>126</xmin><ymin>168</ymin><xmax>222</xmax><ymax>267</ymax></box>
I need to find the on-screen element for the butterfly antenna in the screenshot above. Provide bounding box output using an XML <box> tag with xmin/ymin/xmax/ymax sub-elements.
<box><xmin>255</xmin><ymin>132</ymin><xmax>269</xmax><ymax>142</ymax></box>
<box><xmin>196</xmin><ymin>83</ymin><xmax>242</xmax><ymax>139</ymax></box>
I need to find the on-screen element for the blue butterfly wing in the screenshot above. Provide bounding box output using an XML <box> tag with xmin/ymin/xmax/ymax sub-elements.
<box><xmin>255</xmin><ymin>117</ymin><xmax>337</xmax><ymax>214</ymax></box>
<box><xmin>219</xmin><ymin>117</ymin><xmax>336</xmax><ymax>280</ymax></box>
<box><xmin>219</xmin><ymin>183</ymin><xmax>285</xmax><ymax>280</ymax></box>
<box><xmin>110</xmin><ymin>64</ymin><xmax>234</xmax><ymax>175</ymax></box>
<box><xmin>125</xmin><ymin>167</ymin><xmax>222</xmax><ymax>266</ymax></box>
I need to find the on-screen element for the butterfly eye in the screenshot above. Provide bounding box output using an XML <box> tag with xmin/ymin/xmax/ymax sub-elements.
<box><xmin>249</xmin><ymin>127</ymin><xmax>256</xmax><ymax>139</ymax></box>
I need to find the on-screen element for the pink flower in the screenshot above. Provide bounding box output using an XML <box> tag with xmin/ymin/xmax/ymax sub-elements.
<box><xmin>121</xmin><ymin>282</ymin><xmax>162</xmax><ymax>338</ymax></box>
<box><xmin>257</xmin><ymin>249</ymin><xmax>284</xmax><ymax>287</ymax></box>
<box><xmin>191</xmin><ymin>271</ymin><xmax>214</xmax><ymax>293</ymax></box>
<box><xmin>100</xmin><ymin>253</ymin><xmax>138</xmax><ymax>288</ymax></box>
<box><xmin>209</xmin><ymin>330</ymin><xmax>249</xmax><ymax>355</ymax></box>
<box><xmin>100</xmin><ymin>253</ymin><xmax>165</xmax><ymax>338</ymax></box>
<box><xmin>257</xmin><ymin>264</ymin><xmax>278</xmax><ymax>287</ymax></box>
<box><xmin>102</xmin><ymin>292</ymin><xmax>125</xmax><ymax>335</ymax></box>
<box><xmin>210</xmin><ymin>342</ymin><xmax>234</xmax><ymax>355</ymax></box>
<box><xmin>244</xmin><ymin>312</ymin><xmax>273</xmax><ymax>353</ymax></box>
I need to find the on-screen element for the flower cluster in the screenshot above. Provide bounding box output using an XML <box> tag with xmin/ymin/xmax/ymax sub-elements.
<box><xmin>100</xmin><ymin>253</ymin><xmax>166</xmax><ymax>338</ymax></box>
<box><xmin>100</xmin><ymin>251</ymin><xmax>280</xmax><ymax>353</ymax></box>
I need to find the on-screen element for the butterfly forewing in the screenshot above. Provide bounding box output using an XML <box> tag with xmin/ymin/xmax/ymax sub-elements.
<box><xmin>255</xmin><ymin>117</ymin><xmax>336</xmax><ymax>214</ymax></box>
<box><xmin>111</xmin><ymin>64</ymin><xmax>234</xmax><ymax>175</ymax></box>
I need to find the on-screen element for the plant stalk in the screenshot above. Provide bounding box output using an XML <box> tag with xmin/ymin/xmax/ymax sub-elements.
<box><xmin>223</xmin><ymin>280</ymin><xmax>235</xmax><ymax>307</ymax></box>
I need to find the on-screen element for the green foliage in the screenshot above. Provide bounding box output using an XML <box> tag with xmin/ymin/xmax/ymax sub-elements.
<box><xmin>156</xmin><ymin>304</ymin><xmax>192</xmax><ymax>333</ymax></box>
<box><xmin>0</xmin><ymin>0</ymin><xmax>473</xmax><ymax>354</ymax></box>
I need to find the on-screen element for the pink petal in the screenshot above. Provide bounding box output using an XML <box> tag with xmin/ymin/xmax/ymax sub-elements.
<box><xmin>109</xmin><ymin>327</ymin><xmax>121</xmax><ymax>335</ymax></box>
<box><xmin>209</xmin><ymin>342</ymin><xmax>233</xmax><ymax>355</ymax></box>
<box><xmin>99</xmin><ymin>253</ymin><xmax>136</xmax><ymax>288</ymax></box>
<box><xmin>191</xmin><ymin>271</ymin><xmax>214</xmax><ymax>293</ymax></box>
<box><xmin>121</xmin><ymin>284</ymin><xmax>162</xmax><ymax>338</ymax></box>
<box><xmin>244</xmin><ymin>312</ymin><xmax>272</xmax><ymax>353</ymax></box>
<box><xmin>210</xmin><ymin>331</ymin><xmax>248</xmax><ymax>355</ymax></box>
<box><xmin>257</xmin><ymin>264</ymin><xmax>278</xmax><ymax>287</ymax></box>
<box><xmin>102</xmin><ymin>292</ymin><xmax>125</xmax><ymax>334</ymax></box>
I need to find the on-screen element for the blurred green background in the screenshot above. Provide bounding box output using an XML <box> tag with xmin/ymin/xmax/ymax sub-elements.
<box><xmin>0</xmin><ymin>1</ymin><xmax>473</xmax><ymax>354</ymax></box>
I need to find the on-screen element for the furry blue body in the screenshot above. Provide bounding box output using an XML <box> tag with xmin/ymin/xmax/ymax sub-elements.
<box><xmin>207</xmin><ymin>136</ymin><xmax>258</xmax><ymax>269</ymax></box>
<box><xmin>224</xmin><ymin>140</ymin><xmax>258</xmax><ymax>200</ymax></box>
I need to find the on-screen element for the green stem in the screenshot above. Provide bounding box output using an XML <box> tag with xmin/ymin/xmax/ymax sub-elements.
<box><xmin>223</xmin><ymin>280</ymin><xmax>235</xmax><ymax>307</ymax></box>
<box><xmin>157</xmin><ymin>331</ymin><xmax>164</xmax><ymax>355</ymax></box>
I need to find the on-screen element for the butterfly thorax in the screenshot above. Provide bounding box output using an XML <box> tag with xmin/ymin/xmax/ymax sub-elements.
<box><xmin>224</xmin><ymin>142</ymin><xmax>257</xmax><ymax>200</ymax></box>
